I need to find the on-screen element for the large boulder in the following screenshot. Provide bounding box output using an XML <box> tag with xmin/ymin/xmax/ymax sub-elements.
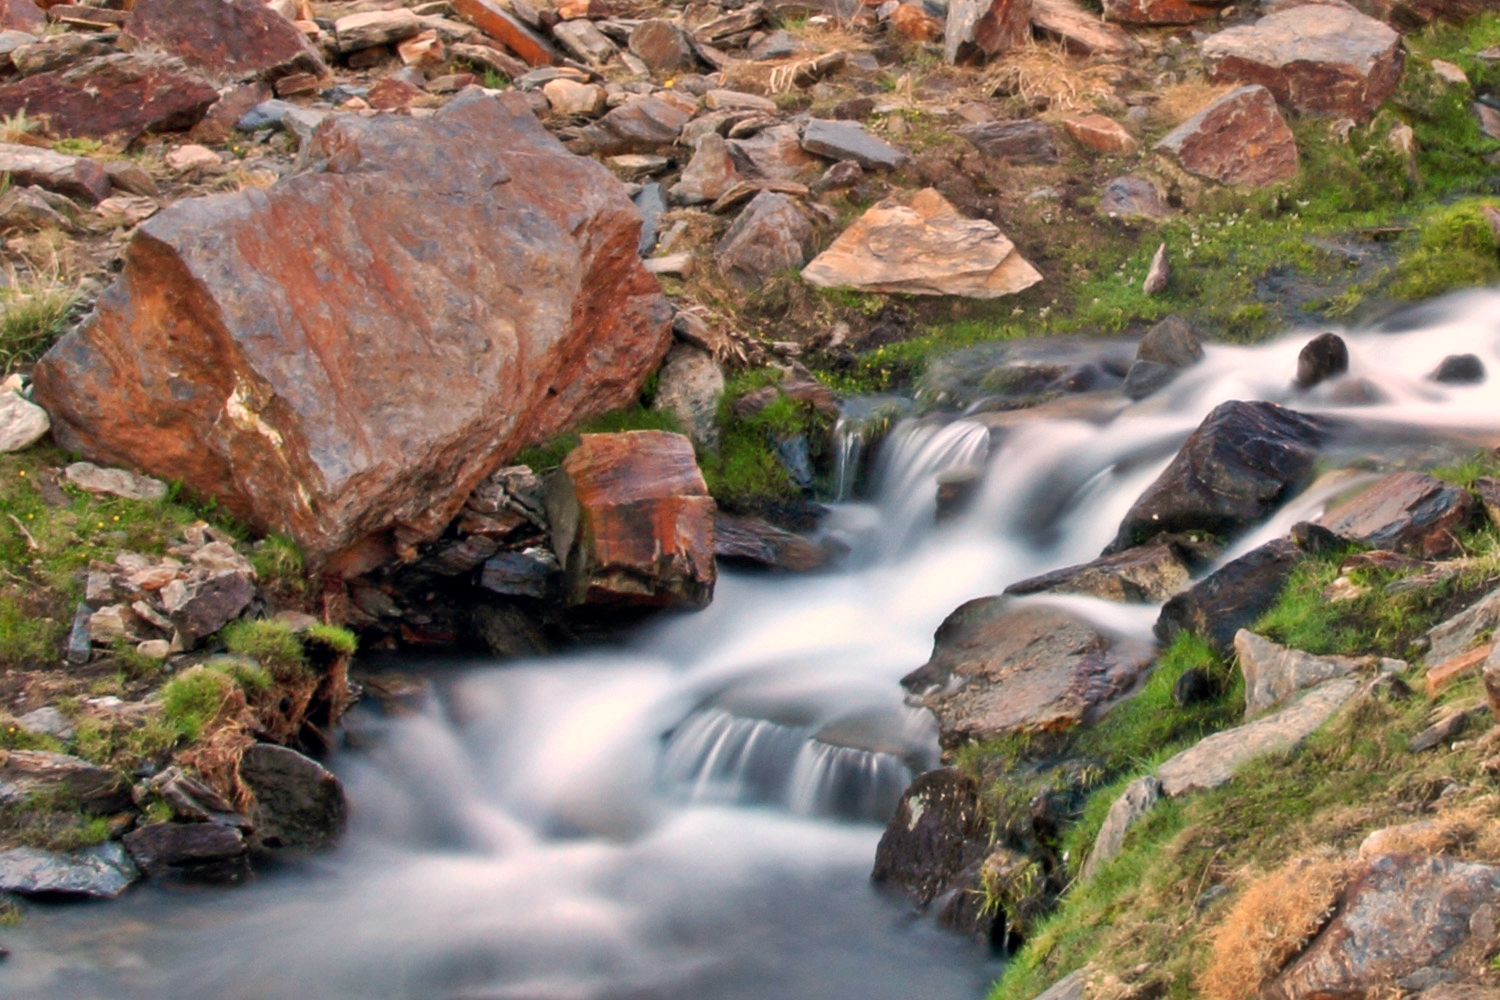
<box><xmin>1266</xmin><ymin>854</ymin><xmax>1500</xmax><ymax>1000</ymax></box>
<box><xmin>121</xmin><ymin>0</ymin><xmax>326</xmax><ymax>84</ymax></box>
<box><xmin>1317</xmin><ymin>471</ymin><xmax>1474</xmax><ymax>559</ymax></box>
<box><xmin>544</xmin><ymin>431</ymin><xmax>716</xmax><ymax>608</ymax></box>
<box><xmin>33</xmin><ymin>91</ymin><xmax>672</xmax><ymax>572</ymax></box>
<box><xmin>1156</xmin><ymin>85</ymin><xmax>1299</xmax><ymax>188</ymax></box>
<box><xmin>1201</xmin><ymin>5</ymin><xmax>1405</xmax><ymax>122</ymax></box>
<box><xmin>1156</xmin><ymin>538</ymin><xmax>1304</xmax><ymax>656</ymax></box>
<box><xmin>0</xmin><ymin>53</ymin><xmax>219</xmax><ymax>143</ymax></box>
<box><xmin>803</xmin><ymin>188</ymin><xmax>1042</xmax><ymax>298</ymax></box>
<box><xmin>1106</xmin><ymin>401</ymin><xmax>1328</xmax><ymax>554</ymax></box>
<box><xmin>902</xmin><ymin>598</ymin><xmax>1155</xmax><ymax>749</ymax></box>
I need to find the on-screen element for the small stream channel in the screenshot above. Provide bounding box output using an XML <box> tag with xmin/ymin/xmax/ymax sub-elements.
<box><xmin>6</xmin><ymin>290</ymin><xmax>1500</xmax><ymax>1000</ymax></box>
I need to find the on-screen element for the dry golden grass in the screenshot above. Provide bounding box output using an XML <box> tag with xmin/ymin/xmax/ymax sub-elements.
<box><xmin>1153</xmin><ymin>80</ymin><xmax>1237</xmax><ymax>127</ymax></box>
<box><xmin>983</xmin><ymin>41</ymin><xmax>1122</xmax><ymax>115</ymax></box>
<box><xmin>1200</xmin><ymin>854</ymin><xmax>1358</xmax><ymax>1000</ymax></box>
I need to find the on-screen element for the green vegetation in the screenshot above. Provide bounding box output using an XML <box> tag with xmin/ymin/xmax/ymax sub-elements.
<box><xmin>251</xmin><ymin>533</ymin><xmax>305</xmax><ymax>594</ymax></box>
<box><xmin>1390</xmin><ymin>201</ymin><xmax>1500</xmax><ymax>300</ymax></box>
<box><xmin>305</xmin><ymin>621</ymin><xmax>358</xmax><ymax>656</ymax></box>
<box><xmin>1</xmin><ymin>277</ymin><xmax>76</xmax><ymax>374</ymax></box>
<box><xmin>222</xmin><ymin>619</ymin><xmax>308</xmax><ymax>680</ymax></box>
<box><xmin>161</xmin><ymin>666</ymin><xmax>240</xmax><ymax>742</ymax></box>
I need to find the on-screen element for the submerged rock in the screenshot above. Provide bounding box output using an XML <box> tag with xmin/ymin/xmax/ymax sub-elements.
<box><xmin>34</xmin><ymin>90</ymin><xmax>671</xmax><ymax>572</ymax></box>
<box><xmin>902</xmin><ymin>598</ymin><xmax>1155</xmax><ymax>749</ymax></box>
<box><xmin>1295</xmin><ymin>332</ymin><xmax>1349</xmax><ymax>388</ymax></box>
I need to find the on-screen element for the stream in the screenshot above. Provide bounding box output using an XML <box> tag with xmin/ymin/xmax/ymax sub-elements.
<box><xmin>6</xmin><ymin>289</ymin><xmax>1500</xmax><ymax>1000</ymax></box>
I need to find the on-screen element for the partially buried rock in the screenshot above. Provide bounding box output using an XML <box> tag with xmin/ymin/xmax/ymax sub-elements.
<box><xmin>1124</xmin><ymin>360</ymin><xmax>1176</xmax><ymax>400</ymax></box>
<box><xmin>800</xmin><ymin>119</ymin><xmax>908</xmax><ymax>171</ymax></box>
<box><xmin>1235</xmin><ymin>628</ymin><xmax>1401</xmax><ymax>718</ymax></box>
<box><xmin>1081</xmin><ymin>775</ymin><xmax>1161</xmax><ymax>879</ymax></box>
<box><xmin>959</xmin><ymin>119</ymin><xmax>1059</xmax><ymax>164</ymax></box>
<box><xmin>1430</xmin><ymin>354</ymin><xmax>1485</xmax><ymax>384</ymax></box>
<box><xmin>34</xmin><ymin>91</ymin><xmax>671</xmax><ymax>572</ymax></box>
<box><xmin>0</xmin><ymin>842</ymin><xmax>138</xmax><ymax>899</ymax></box>
<box><xmin>1100</xmin><ymin>175</ymin><xmax>1170</xmax><ymax>220</ymax></box>
<box><xmin>670</xmin><ymin>133</ymin><xmax>739</xmax><ymax>205</ymax></box>
<box><xmin>1156</xmin><ymin>85</ymin><xmax>1298</xmax><ymax>188</ymax></box>
<box><xmin>802</xmin><ymin>188</ymin><xmax>1042</xmax><ymax>298</ymax></box>
<box><xmin>64</xmin><ymin>461</ymin><xmax>167</xmax><ymax>502</ymax></box>
<box><xmin>238</xmin><ymin>744</ymin><xmax>348</xmax><ymax>851</ymax></box>
<box><xmin>1156</xmin><ymin>538</ymin><xmax>1304</xmax><ymax>655</ymax></box>
<box><xmin>902</xmin><ymin>598</ymin><xmax>1155</xmax><ymax>749</ymax></box>
<box><xmin>1106</xmin><ymin>401</ymin><xmax>1328</xmax><ymax>554</ymax></box>
<box><xmin>652</xmin><ymin>343</ymin><xmax>724</xmax><ymax>451</ymax></box>
<box><xmin>122</xmin><ymin>0</ymin><xmax>327</xmax><ymax>84</ymax></box>
<box><xmin>715</xmin><ymin>190</ymin><xmax>813</xmax><ymax>289</ymax></box>
<box><xmin>0</xmin><ymin>142</ymin><xmax>110</xmax><ymax>204</ymax></box>
<box><xmin>628</xmin><ymin>19</ymin><xmax>693</xmax><ymax>76</ymax></box>
<box><xmin>0</xmin><ymin>388</ymin><xmax>48</xmax><ymax>453</ymax></box>
<box><xmin>1295</xmin><ymin>331</ymin><xmax>1348</xmax><ymax>388</ymax></box>
<box><xmin>122</xmin><ymin>821</ymin><xmax>248</xmax><ymax>881</ymax></box>
<box><xmin>544</xmin><ymin>431</ymin><xmax>716</xmax><ymax>608</ymax></box>
<box><xmin>0</xmin><ymin>749</ymin><xmax>129</xmax><ymax>813</ymax></box>
<box><xmin>1317</xmin><ymin>471</ymin><xmax>1473</xmax><ymax>559</ymax></box>
<box><xmin>1201</xmin><ymin>5</ymin><xmax>1404</xmax><ymax>122</ymax></box>
<box><xmin>1062</xmin><ymin>114</ymin><xmax>1138</xmax><ymax>154</ymax></box>
<box><xmin>0</xmin><ymin>53</ymin><xmax>219</xmax><ymax>144</ymax></box>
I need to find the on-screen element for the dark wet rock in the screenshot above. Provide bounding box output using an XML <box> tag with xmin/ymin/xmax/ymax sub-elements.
<box><xmin>1295</xmin><ymin>332</ymin><xmax>1349</xmax><ymax>388</ymax></box>
<box><xmin>1005</xmin><ymin>536</ymin><xmax>1198</xmax><ymax>603</ymax></box>
<box><xmin>146</xmin><ymin>766</ymin><xmax>247</xmax><ymax>828</ymax></box>
<box><xmin>775</xmin><ymin>434</ymin><xmax>815</xmax><ymax>492</ymax></box>
<box><xmin>902</xmin><ymin>598</ymin><xmax>1155</xmax><ymax>749</ymax></box>
<box><xmin>958</xmin><ymin>119</ymin><xmax>1059</xmax><ymax>164</ymax></box>
<box><xmin>472</xmin><ymin>603</ymin><xmax>548</xmax><ymax>659</ymax></box>
<box><xmin>1081</xmin><ymin>775</ymin><xmax>1161</xmax><ymax>879</ymax></box>
<box><xmin>811</xmin><ymin>159</ymin><xmax>865</xmax><ymax>195</ymax></box>
<box><xmin>238</xmin><ymin>744</ymin><xmax>348</xmax><ymax>851</ymax></box>
<box><xmin>1123</xmin><ymin>360</ymin><xmax>1176</xmax><ymax>399</ymax></box>
<box><xmin>1100</xmin><ymin>175</ymin><xmax>1170</xmax><ymax>220</ymax></box>
<box><xmin>1266</xmin><ymin>854</ymin><xmax>1500</xmax><ymax>1000</ymax></box>
<box><xmin>1172</xmin><ymin>667</ymin><xmax>1218</xmax><ymax>706</ymax></box>
<box><xmin>0</xmin><ymin>53</ymin><xmax>219</xmax><ymax>144</ymax></box>
<box><xmin>479</xmin><ymin>547</ymin><xmax>560</xmax><ymax>599</ymax></box>
<box><xmin>714</xmin><ymin>514</ymin><xmax>834</xmax><ymax>572</ymax></box>
<box><xmin>1318</xmin><ymin>472</ymin><xmax>1474</xmax><ymax>559</ymax></box>
<box><xmin>1156</xmin><ymin>538</ymin><xmax>1304</xmax><ymax>656</ymax></box>
<box><xmin>0</xmin><ymin>842</ymin><xmax>138</xmax><ymax>899</ymax></box>
<box><xmin>872</xmin><ymin>767</ymin><xmax>989</xmax><ymax>906</ymax></box>
<box><xmin>1137</xmin><ymin>316</ymin><xmax>1204</xmax><ymax>369</ymax></box>
<box><xmin>1107</xmin><ymin>401</ymin><xmax>1329</xmax><ymax>555</ymax></box>
<box><xmin>1157</xmin><ymin>677</ymin><xmax>1361</xmax><ymax>796</ymax></box>
<box><xmin>1290</xmin><ymin>519</ymin><xmax>1344</xmax><ymax>554</ymax></box>
<box><xmin>1202</xmin><ymin>4</ymin><xmax>1404</xmax><ymax>123</ymax></box>
<box><xmin>935</xmin><ymin>466</ymin><xmax>985</xmax><ymax>523</ymax></box>
<box><xmin>0</xmin><ymin>750</ymin><xmax>129</xmax><ymax>813</ymax></box>
<box><xmin>122</xmin><ymin>821</ymin><xmax>248</xmax><ymax>881</ymax></box>
<box><xmin>715</xmin><ymin>190</ymin><xmax>812</xmax><ymax>289</ymax></box>
<box><xmin>1235</xmin><ymin>628</ymin><xmax>1402</xmax><ymax>717</ymax></box>
<box><xmin>1156</xmin><ymin>85</ymin><xmax>1299</xmax><ymax>188</ymax></box>
<box><xmin>800</xmin><ymin>119</ymin><xmax>908</xmax><ymax>171</ymax></box>
<box><xmin>1430</xmin><ymin>354</ymin><xmax>1485</xmax><ymax>384</ymax></box>
<box><xmin>419</xmin><ymin>536</ymin><xmax>501</xmax><ymax>577</ymax></box>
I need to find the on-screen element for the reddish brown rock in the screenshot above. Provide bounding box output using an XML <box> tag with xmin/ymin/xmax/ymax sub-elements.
<box><xmin>1201</xmin><ymin>5</ymin><xmax>1405</xmax><ymax>122</ymax></box>
<box><xmin>890</xmin><ymin>3</ymin><xmax>943</xmax><ymax>42</ymax></box>
<box><xmin>1266</xmin><ymin>854</ymin><xmax>1500</xmax><ymax>1000</ymax></box>
<box><xmin>1317</xmin><ymin>471</ymin><xmax>1474</xmax><ymax>558</ymax></box>
<box><xmin>577</xmin><ymin>93</ymin><xmax>696</xmax><ymax>155</ymax></box>
<box><xmin>122</xmin><ymin>0</ymin><xmax>326</xmax><ymax>84</ymax></box>
<box><xmin>190</xmin><ymin>82</ymin><xmax>273</xmax><ymax>144</ymax></box>
<box><xmin>946</xmin><ymin>0</ymin><xmax>1032</xmax><ymax>66</ymax></box>
<box><xmin>1031</xmin><ymin>0</ymin><xmax>1143</xmax><ymax>58</ymax></box>
<box><xmin>0</xmin><ymin>142</ymin><xmax>111</xmax><ymax>204</ymax></box>
<box><xmin>366</xmin><ymin>76</ymin><xmax>430</xmax><ymax>110</ymax></box>
<box><xmin>1156</xmin><ymin>85</ymin><xmax>1298</xmax><ymax>187</ymax></box>
<box><xmin>33</xmin><ymin>91</ymin><xmax>672</xmax><ymax>570</ymax></box>
<box><xmin>1102</xmin><ymin>0</ymin><xmax>1228</xmax><ymax>25</ymax></box>
<box><xmin>1062</xmin><ymin>113</ymin><xmax>1138</xmax><ymax>153</ymax></box>
<box><xmin>0</xmin><ymin>0</ymin><xmax>43</xmax><ymax>31</ymax></box>
<box><xmin>544</xmin><ymin>431</ymin><xmax>716</xmax><ymax>608</ymax></box>
<box><xmin>714</xmin><ymin>514</ymin><xmax>834</xmax><ymax>572</ymax></box>
<box><xmin>628</xmin><ymin>18</ymin><xmax>694</xmax><ymax>76</ymax></box>
<box><xmin>0</xmin><ymin>54</ymin><xmax>218</xmax><ymax>144</ymax></box>
<box><xmin>452</xmin><ymin>0</ymin><xmax>557</xmax><ymax>66</ymax></box>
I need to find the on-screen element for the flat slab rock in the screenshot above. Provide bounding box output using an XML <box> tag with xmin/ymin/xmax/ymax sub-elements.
<box><xmin>1236</xmin><ymin>628</ymin><xmax>1402</xmax><ymax>717</ymax></box>
<box><xmin>1318</xmin><ymin>471</ymin><xmax>1474</xmax><ymax>559</ymax></box>
<box><xmin>34</xmin><ymin>90</ymin><xmax>671</xmax><ymax>572</ymax></box>
<box><xmin>1266</xmin><ymin>853</ymin><xmax>1500</xmax><ymax>1000</ymax></box>
<box><xmin>0</xmin><ymin>141</ymin><xmax>110</xmax><ymax>204</ymax></box>
<box><xmin>1156</xmin><ymin>676</ymin><xmax>1360</xmax><ymax>796</ymax></box>
<box><xmin>714</xmin><ymin>514</ymin><xmax>833</xmax><ymax>572</ymax></box>
<box><xmin>0</xmin><ymin>841</ymin><xmax>139</xmax><ymax>898</ymax></box>
<box><xmin>1005</xmin><ymin>535</ymin><xmax>1195</xmax><ymax>603</ymax></box>
<box><xmin>1107</xmin><ymin>400</ymin><xmax>1328</xmax><ymax>554</ymax></box>
<box><xmin>1424</xmin><ymin>585</ymin><xmax>1500</xmax><ymax>666</ymax></box>
<box><xmin>800</xmin><ymin>119</ymin><xmax>908</xmax><ymax>171</ymax></box>
<box><xmin>802</xmin><ymin>187</ymin><xmax>1042</xmax><ymax>298</ymax></box>
<box><xmin>1156</xmin><ymin>85</ymin><xmax>1298</xmax><ymax>188</ymax></box>
<box><xmin>122</xmin><ymin>0</ymin><xmax>326</xmax><ymax>83</ymax></box>
<box><xmin>1201</xmin><ymin>5</ymin><xmax>1404</xmax><ymax>121</ymax></box>
<box><xmin>0</xmin><ymin>748</ymin><xmax>128</xmax><ymax>813</ymax></box>
<box><xmin>902</xmin><ymin>598</ymin><xmax>1155</xmax><ymax>749</ymax></box>
<box><xmin>1032</xmin><ymin>0</ymin><xmax>1142</xmax><ymax>57</ymax></box>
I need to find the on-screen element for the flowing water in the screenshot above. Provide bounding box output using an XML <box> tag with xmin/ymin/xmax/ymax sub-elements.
<box><xmin>8</xmin><ymin>291</ymin><xmax>1500</xmax><ymax>1000</ymax></box>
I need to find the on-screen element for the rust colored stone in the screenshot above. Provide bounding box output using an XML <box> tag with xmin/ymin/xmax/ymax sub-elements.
<box><xmin>945</xmin><ymin>0</ymin><xmax>1032</xmax><ymax>66</ymax></box>
<box><xmin>1426</xmin><ymin>642</ymin><xmax>1493</xmax><ymax>697</ymax></box>
<box><xmin>1318</xmin><ymin>471</ymin><xmax>1474</xmax><ymax>558</ymax></box>
<box><xmin>1031</xmin><ymin>0</ymin><xmax>1142</xmax><ymax>58</ymax></box>
<box><xmin>452</xmin><ymin>0</ymin><xmax>557</xmax><ymax>66</ymax></box>
<box><xmin>1062</xmin><ymin>113</ymin><xmax>1138</xmax><ymax>153</ymax></box>
<box><xmin>0</xmin><ymin>0</ymin><xmax>44</xmax><ymax>31</ymax></box>
<box><xmin>890</xmin><ymin>3</ymin><xmax>942</xmax><ymax>42</ymax></box>
<box><xmin>190</xmin><ymin>81</ymin><xmax>273</xmax><ymax>144</ymax></box>
<box><xmin>1102</xmin><ymin>0</ymin><xmax>1227</xmax><ymax>25</ymax></box>
<box><xmin>0</xmin><ymin>54</ymin><xmax>219</xmax><ymax>144</ymax></box>
<box><xmin>546</xmin><ymin>431</ymin><xmax>716</xmax><ymax>608</ymax></box>
<box><xmin>1156</xmin><ymin>84</ymin><xmax>1298</xmax><ymax>188</ymax></box>
<box><xmin>122</xmin><ymin>0</ymin><xmax>326</xmax><ymax>83</ymax></box>
<box><xmin>365</xmin><ymin>76</ymin><xmax>429</xmax><ymax>110</ymax></box>
<box><xmin>33</xmin><ymin>91</ymin><xmax>672</xmax><ymax>570</ymax></box>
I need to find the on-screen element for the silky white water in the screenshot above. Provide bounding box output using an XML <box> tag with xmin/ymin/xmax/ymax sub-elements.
<box><xmin>7</xmin><ymin>290</ymin><xmax>1500</xmax><ymax>1000</ymax></box>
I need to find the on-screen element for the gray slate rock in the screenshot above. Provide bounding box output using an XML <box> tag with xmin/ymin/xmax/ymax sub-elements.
<box><xmin>238</xmin><ymin>98</ymin><xmax>296</xmax><ymax>130</ymax></box>
<box><xmin>1082</xmin><ymin>775</ymin><xmax>1161</xmax><ymax>879</ymax></box>
<box><xmin>800</xmin><ymin>119</ymin><xmax>908</xmax><ymax>171</ymax></box>
<box><xmin>652</xmin><ymin>342</ymin><xmax>724</xmax><ymax>450</ymax></box>
<box><xmin>238</xmin><ymin>744</ymin><xmax>348</xmax><ymax>851</ymax></box>
<box><xmin>64</xmin><ymin>461</ymin><xmax>168</xmax><ymax>501</ymax></box>
<box><xmin>1235</xmin><ymin>628</ymin><xmax>1401</xmax><ymax>718</ymax></box>
<box><xmin>479</xmin><ymin>547</ymin><xmax>559</xmax><ymax>599</ymax></box>
<box><xmin>714</xmin><ymin>190</ymin><xmax>812</xmax><ymax>289</ymax></box>
<box><xmin>1137</xmin><ymin>315</ymin><xmax>1203</xmax><ymax>368</ymax></box>
<box><xmin>0</xmin><ymin>390</ymin><xmax>49</xmax><ymax>453</ymax></box>
<box><xmin>959</xmin><ymin>119</ymin><xmax>1059</xmax><ymax>163</ymax></box>
<box><xmin>1100</xmin><ymin>174</ymin><xmax>1169</xmax><ymax>219</ymax></box>
<box><xmin>0</xmin><ymin>842</ymin><xmax>139</xmax><ymax>898</ymax></box>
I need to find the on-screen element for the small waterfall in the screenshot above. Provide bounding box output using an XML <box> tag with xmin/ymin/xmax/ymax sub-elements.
<box><xmin>788</xmin><ymin>741</ymin><xmax>912</xmax><ymax>823</ymax></box>
<box><xmin>831</xmin><ymin>395</ymin><xmax>915</xmax><ymax>501</ymax></box>
<box><xmin>832</xmin><ymin>416</ymin><xmax>864</xmax><ymax>502</ymax></box>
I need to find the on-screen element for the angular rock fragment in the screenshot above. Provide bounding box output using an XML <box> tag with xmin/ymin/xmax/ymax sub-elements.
<box><xmin>0</xmin><ymin>142</ymin><xmax>110</xmax><ymax>204</ymax></box>
<box><xmin>0</xmin><ymin>53</ymin><xmax>219</xmax><ymax>143</ymax></box>
<box><xmin>34</xmin><ymin>91</ymin><xmax>671</xmax><ymax>570</ymax></box>
<box><xmin>0</xmin><ymin>0</ymin><xmax>42</xmax><ymax>32</ymax></box>
<box><xmin>1108</xmin><ymin>401</ymin><xmax>1327</xmax><ymax>554</ymax></box>
<box><xmin>629</xmin><ymin>18</ymin><xmax>693</xmax><ymax>75</ymax></box>
<box><xmin>1424</xmin><ymin>585</ymin><xmax>1500</xmax><ymax>666</ymax></box>
<box><xmin>334</xmin><ymin>9</ymin><xmax>422</xmax><ymax>53</ymax></box>
<box><xmin>238</xmin><ymin>744</ymin><xmax>348</xmax><ymax>851</ymax></box>
<box><xmin>959</xmin><ymin>119</ymin><xmax>1059</xmax><ymax>164</ymax></box>
<box><xmin>652</xmin><ymin>343</ymin><xmax>723</xmax><ymax>450</ymax></box>
<box><xmin>1062</xmin><ymin>114</ymin><xmax>1137</xmax><ymax>154</ymax></box>
<box><xmin>1317</xmin><ymin>471</ymin><xmax>1473</xmax><ymax>559</ymax></box>
<box><xmin>1082</xmin><ymin>775</ymin><xmax>1161</xmax><ymax>879</ymax></box>
<box><xmin>803</xmin><ymin>188</ymin><xmax>1042</xmax><ymax>298</ymax></box>
<box><xmin>578</xmin><ymin>93</ymin><xmax>696</xmax><ymax>155</ymax></box>
<box><xmin>714</xmin><ymin>514</ymin><xmax>833</xmax><ymax>572</ymax></box>
<box><xmin>727</xmin><ymin>124</ymin><xmax>822</xmax><ymax>181</ymax></box>
<box><xmin>671</xmin><ymin>132</ymin><xmax>739</xmax><ymax>205</ymax></box>
<box><xmin>452</xmin><ymin>0</ymin><xmax>557</xmax><ymax>66</ymax></box>
<box><xmin>716</xmin><ymin>190</ymin><xmax>812</xmax><ymax>289</ymax></box>
<box><xmin>945</xmin><ymin>0</ymin><xmax>1032</xmax><ymax>66</ymax></box>
<box><xmin>0</xmin><ymin>388</ymin><xmax>48</xmax><ymax>452</ymax></box>
<box><xmin>0</xmin><ymin>749</ymin><xmax>129</xmax><ymax>813</ymax></box>
<box><xmin>1235</xmin><ymin>629</ymin><xmax>1401</xmax><ymax>717</ymax></box>
<box><xmin>0</xmin><ymin>842</ymin><xmax>138</xmax><ymax>899</ymax></box>
<box><xmin>1156</xmin><ymin>85</ymin><xmax>1298</xmax><ymax>188</ymax></box>
<box><xmin>872</xmin><ymin>767</ymin><xmax>989</xmax><ymax>906</ymax></box>
<box><xmin>1138</xmin><ymin>315</ymin><xmax>1203</xmax><ymax>368</ymax></box>
<box><xmin>1201</xmin><ymin>5</ymin><xmax>1404</xmax><ymax>122</ymax></box>
<box><xmin>123</xmin><ymin>0</ymin><xmax>326</xmax><ymax>84</ymax></box>
<box><xmin>800</xmin><ymin>119</ymin><xmax>908</xmax><ymax>171</ymax></box>
<box><xmin>1100</xmin><ymin>175</ymin><xmax>1170</xmax><ymax>219</ymax></box>
<box><xmin>552</xmin><ymin>19</ymin><xmax>617</xmax><ymax>67</ymax></box>
<box><xmin>64</xmin><ymin>462</ymin><xmax>167</xmax><ymax>501</ymax></box>
<box><xmin>1156</xmin><ymin>538</ymin><xmax>1304</xmax><ymax>655</ymax></box>
<box><xmin>1032</xmin><ymin>0</ymin><xmax>1143</xmax><ymax>57</ymax></box>
<box><xmin>544</xmin><ymin>431</ymin><xmax>716</xmax><ymax>608</ymax></box>
<box><xmin>902</xmin><ymin>598</ymin><xmax>1155</xmax><ymax>748</ymax></box>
